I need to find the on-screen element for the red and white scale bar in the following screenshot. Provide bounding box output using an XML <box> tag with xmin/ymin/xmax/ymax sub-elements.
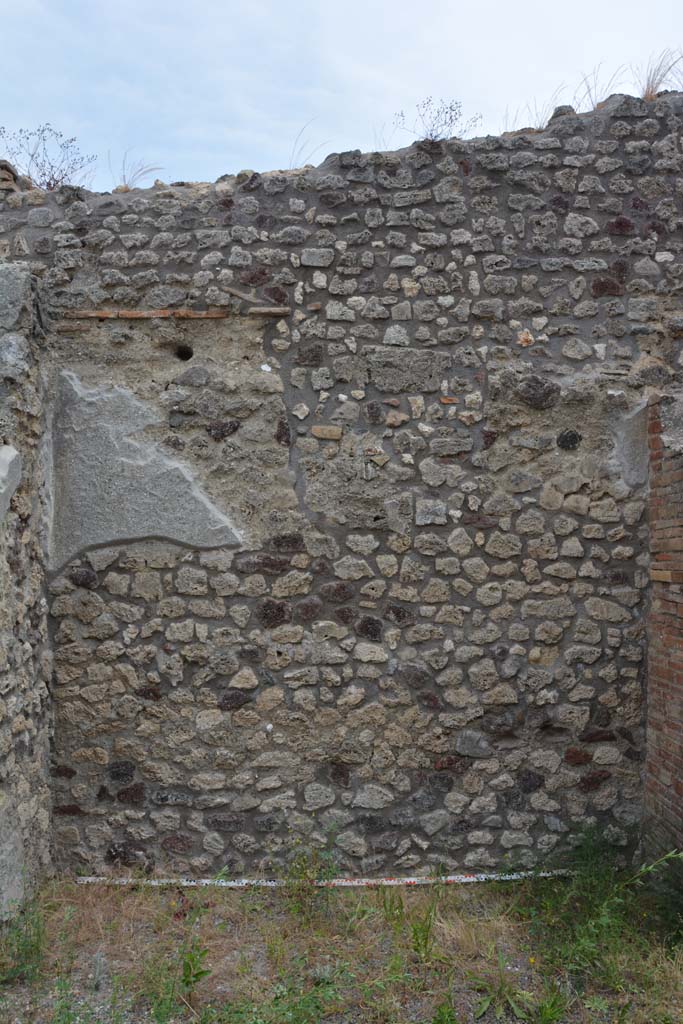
<box><xmin>76</xmin><ymin>869</ymin><xmax>570</xmax><ymax>890</ymax></box>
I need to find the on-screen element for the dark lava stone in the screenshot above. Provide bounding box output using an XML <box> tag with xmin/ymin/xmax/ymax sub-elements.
<box><xmin>271</xmin><ymin>532</ymin><xmax>305</xmax><ymax>553</ymax></box>
<box><xmin>387</xmin><ymin>807</ymin><xmax>416</xmax><ymax>828</ymax></box>
<box><xmin>265</xmin><ymin>285</ymin><xmax>288</xmax><ymax>305</ymax></box>
<box><xmin>592</xmin><ymin>706</ymin><xmax>612</xmax><ymax>728</ymax></box>
<box><xmin>152</xmin><ymin>790</ymin><xmax>188</xmax><ymax>806</ymax></box>
<box><xmin>254</xmin><ymin>814</ymin><xmax>281</xmax><ymax>833</ymax></box>
<box><xmin>518</xmin><ymin>770</ymin><xmax>544</xmax><ymax>793</ymax></box>
<box><xmin>549</xmin><ymin>194</ymin><xmax>570</xmax><ymax>213</ymax></box>
<box><xmin>612</xmin><ymin>258</ymin><xmax>629</xmax><ymax>282</ymax></box>
<box><xmin>409</xmin><ymin>788</ymin><xmax>438</xmax><ymax>811</ymax></box>
<box><xmin>206</xmin><ymin>814</ymin><xmax>244</xmax><ymax>833</ymax></box>
<box><xmin>355</xmin><ymin>813</ymin><xmax>385</xmax><ymax>833</ymax></box>
<box><xmin>580</xmin><ymin>728</ymin><xmax>616</xmax><ymax>743</ymax></box>
<box><xmin>52</xmin><ymin>764</ymin><xmax>76</xmax><ymax>779</ymax></box>
<box><xmin>219</xmin><ymin>690</ymin><xmax>253</xmax><ymax>711</ymax></box>
<box><xmin>433</xmin><ymin>755</ymin><xmax>469</xmax><ymax>773</ymax></box>
<box><xmin>516</xmin><ymin>375</ymin><xmax>561</xmax><ymax>410</ymax></box>
<box><xmin>397</xmin><ymin>662</ymin><xmax>432</xmax><ymax>689</ymax></box>
<box><xmin>373</xmin><ymin>832</ymin><xmax>400</xmax><ymax>851</ymax></box>
<box><xmin>335</xmin><ymin>606</ymin><xmax>356</xmax><ymax>625</ymax></box>
<box><xmin>162</xmin><ymin>833</ymin><xmax>194</xmax><ymax>854</ymax></box>
<box><xmin>385</xmin><ymin>603</ymin><xmax>415</xmax><ymax>627</ymax></box>
<box><xmin>295</xmin><ymin>343</ymin><xmax>324</xmax><ymax>367</ymax></box>
<box><xmin>557</xmin><ymin>428</ymin><xmax>582</xmax><ymax>450</ymax></box>
<box><xmin>116</xmin><ymin>783</ymin><xmax>145</xmax><ymax>805</ymax></box>
<box><xmin>418</xmin><ymin>691</ymin><xmax>442</xmax><ymax>710</ymax></box>
<box><xmin>426</xmin><ymin>772</ymin><xmax>453</xmax><ymax>794</ymax></box>
<box><xmin>240</xmin><ymin>266</ymin><xmax>270</xmax><ymax>286</ymax></box>
<box><xmin>55</xmin><ymin>804</ymin><xmax>85</xmax><ymax>816</ymax></box>
<box><xmin>67</xmin><ymin>566</ymin><xmax>98</xmax><ymax>589</ymax></box>
<box><xmin>356</xmin><ymin>615</ymin><xmax>383</xmax><ymax>641</ymax></box>
<box><xmin>326</xmin><ymin>761</ymin><xmax>350</xmax><ymax>787</ymax></box>
<box><xmin>206</xmin><ymin>419</ymin><xmax>239</xmax><ymax>441</ymax></box>
<box><xmin>256</xmin><ymin>598</ymin><xmax>291</xmax><ymax>629</ymax></box>
<box><xmin>320</xmin><ymin>581</ymin><xmax>354</xmax><ymax>604</ymax></box>
<box><xmin>579</xmin><ymin>770</ymin><xmax>611</xmax><ymax>792</ymax></box>
<box><xmin>275</xmin><ymin>417</ymin><xmax>290</xmax><ymax>446</ymax></box>
<box><xmin>293</xmin><ymin>596</ymin><xmax>323</xmax><ymax>623</ymax></box>
<box><xmin>106</xmin><ymin>842</ymin><xmax>151</xmax><ymax>868</ymax></box>
<box><xmin>565</xmin><ymin>747</ymin><xmax>592</xmax><ymax>766</ymax></box>
<box><xmin>236</xmin><ymin>553</ymin><xmax>290</xmax><ymax>575</ymax></box>
<box><xmin>365</xmin><ymin>401</ymin><xmax>384</xmax><ymax>425</ymax></box>
<box><xmin>606</xmin><ymin>216</ymin><xmax>635</xmax><ymax>235</ymax></box>
<box><xmin>136</xmin><ymin>685</ymin><xmax>162</xmax><ymax>701</ymax></box>
<box><xmin>591</xmin><ymin>277</ymin><xmax>623</xmax><ymax>298</ymax></box>
<box><xmin>108</xmin><ymin>760</ymin><xmax>136</xmax><ymax>783</ymax></box>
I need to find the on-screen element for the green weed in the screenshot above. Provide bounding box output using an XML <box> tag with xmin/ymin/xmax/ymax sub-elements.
<box><xmin>52</xmin><ymin>977</ymin><xmax>94</xmax><ymax>1024</ymax></box>
<box><xmin>531</xmin><ymin>984</ymin><xmax>571</xmax><ymax>1023</ymax></box>
<box><xmin>0</xmin><ymin>897</ymin><xmax>45</xmax><ymax>985</ymax></box>
<box><xmin>411</xmin><ymin>898</ymin><xmax>438</xmax><ymax>962</ymax></box>
<box><xmin>180</xmin><ymin>935</ymin><xmax>211</xmax><ymax>1008</ymax></box>
<box><xmin>431</xmin><ymin>999</ymin><xmax>462</xmax><ymax>1023</ymax></box>
<box><xmin>282</xmin><ymin>843</ymin><xmax>338</xmax><ymax>919</ymax></box>
<box><xmin>514</xmin><ymin>830</ymin><xmax>683</xmax><ymax>986</ymax></box>
<box><xmin>468</xmin><ymin>949</ymin><xmax>535</xmax><ymax>1021</ymax></box>
<box><xmin>200</xmin><ymin>971</ymin><xmax>339</xmax><ymax>1023</ymax></box>
<box><xmin>379</xmin><ymin>886</ymin><xmax>405</xmax><ymax>929</ymax></box>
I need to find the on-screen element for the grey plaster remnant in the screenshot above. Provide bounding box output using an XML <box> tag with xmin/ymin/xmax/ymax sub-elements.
<box><xmin>0</xmin><ymin>264</ymin><xmax>31</xmax><ymax>330</ymax></box>
<box><xmin>613</xmin><ymin>402</ymin><xmax>649</xmax><ymax>487</ymax></box>
<box><xmin>660</xmin><ymin>395</ymin><xmax>683</xmax><ymax>454</ymax></box>
<box><xmin>0</xmin><ymin>445</ymin><xmax>22</xmax><ymax>522</ymax></box>
<box><xmin>49</xmin><ymin>372</ymin><xmax>239</xmax><ymax>569</ymax></box>
<box><xmin>0</xmin><ymin>791</ymin><xmax>24</xmax><ymax>919</ymax></box>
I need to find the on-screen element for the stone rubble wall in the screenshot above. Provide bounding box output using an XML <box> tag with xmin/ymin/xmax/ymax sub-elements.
<box><xmin>1</xmin><ymin>92</ymin><xmax>683</xmax><ymax>880</ymax></box>
<box><xmin>0</xmin><ymin>262</ymin><xmax>52</xmax><ymax>914</ymax></box>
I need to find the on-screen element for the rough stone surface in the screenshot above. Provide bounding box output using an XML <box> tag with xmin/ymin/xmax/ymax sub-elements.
<box><xmin>0</xmin><ymin>263</ymin><xmax>51</xmax><ymax>915</ymax></box>
<box><xmin>2</xmin><ymin>91</ymin><xmax>683</xmax><ymax>885</ymax></box>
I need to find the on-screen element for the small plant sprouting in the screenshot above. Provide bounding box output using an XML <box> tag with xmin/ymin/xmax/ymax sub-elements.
<box><xmin>394</xmin><ymin>97</ymin><xmax>482</xmax><ymax>142</ymax></box>
<box><xmin>379</xmin><ymin>886</ymin><xmax>405</xmax><ymax>929</ymax></box>
<box><xmin>468</xmin><ymin>949</ymin><xmax>536</xmax><ymax>1021</ymax></box>
<box><xmin>287</xmin><ymin>119</ymin><xmax>331</xmax><ymax>170</ymax></box>
<box><xmin>411</xmin><ymin>897</ymin><xmax>438</xmax><ymax>962</ymax></box>
<box><xmin>108</xmin><ymin>149</ymin><xmax>162</xmax><ymax>191</ymax></box>
<box><xmin>431</xmin><ymin>998</ymin><xmax>461</xmax><ymax>1024</ymax></box>
<box><xmin>180</xmin><ymin>935</ymin><xmax>212</xmax><ymax>1009</ymax></box>
<box><xmin>283</xmin><ymin>838</ymin><xmax>338</xmax><ymax>919</ymax></box>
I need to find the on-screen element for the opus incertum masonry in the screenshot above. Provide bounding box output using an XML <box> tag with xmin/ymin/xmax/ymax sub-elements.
<box><xmin>2</xmin><ymin>93</ymin><xmax>683</xmax><ymax>912</ymax></box>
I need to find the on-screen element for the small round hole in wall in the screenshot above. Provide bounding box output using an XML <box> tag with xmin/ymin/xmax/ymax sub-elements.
<box><xmin>175</xmin><ymin>344</ymin><xmax>194</xmax><ymax>361</ymax></box>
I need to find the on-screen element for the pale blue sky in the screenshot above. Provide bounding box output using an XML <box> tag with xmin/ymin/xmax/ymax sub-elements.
<box><xmin>2</xmin><ymin>0</ymin><xmax>682</xmax><ymax>190</ymax></box>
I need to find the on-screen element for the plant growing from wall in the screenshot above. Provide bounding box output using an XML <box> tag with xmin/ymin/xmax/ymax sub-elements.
<box><xmin>0</xmin><ymin>123</ymin><xmax>96</xmax><ymax>190</ymax></box>
<box><xmin>394</xmin><ymin>97</ymin><xmax>481</xmax><ymax>141</ymax></box>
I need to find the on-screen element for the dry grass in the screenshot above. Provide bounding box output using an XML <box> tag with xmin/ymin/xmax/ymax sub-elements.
<box><xmin>572</xmin><ymin>63</ymin><xmax>627</xmax><ymax>112</ymax></box>
<box><xmin>108</xmin><ymin>150</ymin><xmax>162</xmax><ymax>191</ymax></box>
<box><xmin>1</xmin><ymin>874</ymin><xmax>683</xmax><ymax>1023</ymax></box>
<box><xmin>633</xmin><ymin>48</ymin><xmax>683</xmax><ymax>101</ymax></box>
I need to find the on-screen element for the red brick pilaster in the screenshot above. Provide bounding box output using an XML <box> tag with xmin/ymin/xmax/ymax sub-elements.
<box><xmin>645</xmin><ymin>395</ymin><xmax>683</xmax><ymax>850</ymax></box>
